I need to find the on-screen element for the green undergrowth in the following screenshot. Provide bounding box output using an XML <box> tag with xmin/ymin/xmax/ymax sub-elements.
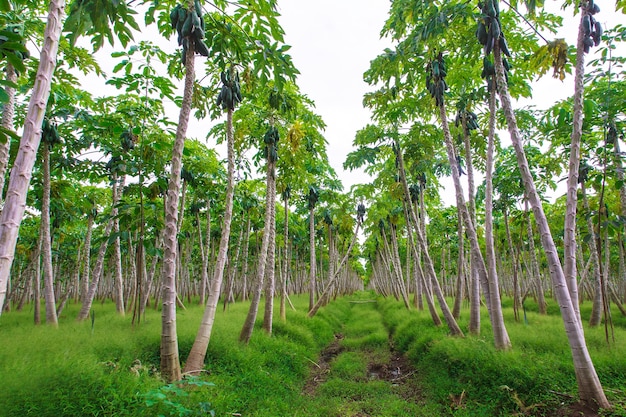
<box><xmin>377</xmin><ymin>296</ymin><xmax>626</xmax><ymax>416</ymax></box>
<box><xmin>306</xmin><ymin>295</ymin><xmax>431</xmax><ymax>416</ymax></box>
<box><xmin>1</xmin><ymin>293</ymin><xmax>625</xmax><ymax>416</ymax></box>
<box><xmin>0</xmin><ymin>295</ymin><xmax>341</xmax><ymax>417</ymax></box>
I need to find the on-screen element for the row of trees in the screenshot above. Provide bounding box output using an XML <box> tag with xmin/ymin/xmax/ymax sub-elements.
<box><xmin>347</xmin><ymin>0</ymin><xmax>625</xmax><ymax>410</ymax></box>
<box><xmin>0</xmin><ymin>0</ymin><xmax>625</xmax><ymax>411</ymax></box>
<box><xmin>0</xmin><ymin>0</ymin><xmax>366</xmax><ymax>383</ymax></box>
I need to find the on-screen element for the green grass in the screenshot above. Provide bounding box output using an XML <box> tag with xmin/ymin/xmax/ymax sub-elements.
<box><xmin>1</xmin><ymin>292</ymin><xmax>626</xmax><ymax>416</ymax></box>
<box><xmin>377</xmin><ymin>295</ymin><xmax>626</xmax><ymax>416</ymax></box>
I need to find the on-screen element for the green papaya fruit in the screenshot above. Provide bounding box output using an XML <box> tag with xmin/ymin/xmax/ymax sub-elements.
<box><xmin>170</xmin><ymin>5</ymin><xmax>181</xmax><ymax>29</ymax></box>
<box><xmin>195</xmin><ymin>39</ymin><xmax>209</xmax><ymax>56</ymax></box>
<box><xmin>476</xmin><ymin>21</ymin><xmax>488</xmax><ymax>45</ymax></box>
<box><xmin>182</xmin><ymin>10</ymin><xmax>193</xmax><ymax>37</ymax></box>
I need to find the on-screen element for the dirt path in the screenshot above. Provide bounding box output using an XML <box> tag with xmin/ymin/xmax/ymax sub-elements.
<box><xmin>302</xmin><ymin>301</ymin><xmax>425</xmax><ymax>416</ymax></box>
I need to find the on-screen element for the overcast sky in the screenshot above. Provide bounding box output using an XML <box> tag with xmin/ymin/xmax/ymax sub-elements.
<box><xmin>273</xmin><ymin>1</ymin><xmax>624</xmax><ymax>204</ymax></box>
<box><xmin>276</xmin><ymin>0</ymin><xmax>392</xmax><ymax>192</ymax></box>
<box><xmin>82</xmin><ymin>1</ymin><xmax>623</xmax><ymax>205</ymax></box>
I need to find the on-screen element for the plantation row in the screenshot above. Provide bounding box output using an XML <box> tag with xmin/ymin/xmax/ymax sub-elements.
<box><xmin>1</xmin><ymin>0</ymin><xmax>626</xmax><ymax>412</ymax></box>
<box><xmin>1</xmin><ymin>294</ymin><xmax>625</xmax><ymax>416</ymax></box>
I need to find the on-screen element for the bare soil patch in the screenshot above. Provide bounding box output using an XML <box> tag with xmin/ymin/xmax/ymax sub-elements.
<box><xmin>302</xmin><ymin>333</ymin><xmax>345</xmax><ymax>396</ymax></box>
<box><xmin>303</xmin><ymin>333</ymin><xmax>425</xmax><ymax>405</ymax></box>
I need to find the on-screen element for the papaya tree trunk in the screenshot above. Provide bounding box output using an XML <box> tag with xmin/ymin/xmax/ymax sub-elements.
<box><xmin>262</xmin><ymin>186</ymin><xmax>277</xmax><ymax>334</ymax></box>
<box><xmin>183</xmin><ymin>104</ymin><xmax>236</xmax><ymax>374</ymax></box>
<box><xmin>484</xmin><ymin>85</ymin><xmax>508</xmax><ymax>347</ymax></box>
<box><xmin>280</xmin><ymin>195</ymin><xmax>289</xmax><ymax>321</ymax></box>
<box><xmin>452</xmin><ymin>205</ymin><xmax>464</xmax><ymax>320</ymax></box>
<box><xmin>525</xmin><ymin>199</ymin><xmax>547</xmax><ymax>313</ymax></box>
<box><xmin>563</xmin><ymin>7</ymin><xmax>589</xmax><ymax>325</ymax></box>
<box><xmin>308</xmin><ymin>205</ymin><xmax>316</xmax><ymax>311</ymax></box>
<box><xmin>40</xmin><ymin>145</ymin><xmax>58</xmax><ymax>326</ymax></box>
<box><xmin>113</xmin><ymin>176</ymin><xmax>125</xmax><ymax>315</ymax></box>
<box><xmin>438</xmin><ymin>103</ymin><xmax>509</xmax><ymax>348</ymax></box>
<box><xmin>160</xmin><ymin>41</ymin><xmax>197</xmax><ymax>383</ymax></box>
<box><xmin>0</xmin><ymin>0</ymin><xmax>65</xmax><ymax>316</ymax></box>
<box><xmin>308</xmin><ymin>219</ymin><xmax>361</xmax><ymax>318</ymax></box>
<box><xmin>494</xmin><ymin>42</ymin><xmax>610</xmax><ymax>408</ymax></box>
<box><xmin>79</xmin><ymin>213</ymin><xmax>94</xmax><ymax>304</ymax></box>
<box><xmin>77</xmin><ymin>177</ymin><xmax>120</xmax><ymax>320</ymax></box>
<box><xmin>0</xmin><ymin>63</ymin><xmax>17</xmax><ymax>200</ymax></box>
<box><xmin>240</xmin><ymin>157</ymin><xmax>276</xmax><ymax>343</ymax></box>
<box><xmin>581</xmin><ymin>182</ymin><xmax>603</xmax><ymax>327</ymax></box>
<box><xmin>34</xmin><ymin>235</ymin><xmax>42</xmax><ymax>324</ymax></box>
<box><xmin>394</xmin><ymin>138</ymin><xmax>460</xmax><ymax>335</ymax></box>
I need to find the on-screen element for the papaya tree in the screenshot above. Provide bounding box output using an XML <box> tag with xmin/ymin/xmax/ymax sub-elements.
<box><xmin>490</xmin><ymin>0</ymin><xmax>610</xmax><ymax>407</ymax></box>
<box><xmin>0</xmin><ymin>0</ymin><xmax>139</xmax><ymax>315</ymax></box>
<box><xmin>182</xmin><ymin>0</ymin><xmax>299</xmax><ymax>375</ymax></box>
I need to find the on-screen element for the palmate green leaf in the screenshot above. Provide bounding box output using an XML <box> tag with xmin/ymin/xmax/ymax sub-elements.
<box><xmin>344</xmin><ymin>146</ymin><xmax>382</xmax><ymax>171</ymax></box>
<box><xmin>63</xmin><ymin>0</ymin><xmax>139</xmax><ymax>51</ymax></box>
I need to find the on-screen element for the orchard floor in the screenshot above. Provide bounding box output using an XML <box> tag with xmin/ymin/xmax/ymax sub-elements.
<box><xmin>300</xmin><ymin>298</ymin><xmax>615</xmax><ymax>417</ymax></box>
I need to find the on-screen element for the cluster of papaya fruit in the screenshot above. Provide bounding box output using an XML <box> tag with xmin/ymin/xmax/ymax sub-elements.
<box><xmin>263</xmin><ymin>125</ymin><xmax>279</xmax><ymax>163</ymax></box>
<box><xmin>475</xmin><ymin>0</ymin><xmax>511</xmax><ymax>89</ymax></box>
<box><xmin>120</xmin><ymin>128</ymin><xmax>138</xmax><ymax>151</ymax></box>
<box><xmin>475</xmin><ymin>0</ymin><xmax>510</xmax><ymax>57</ymax></box>
<box><xmin>41</xmin><ymin>118</ymin><xmax>61</xmax><ymax>146</ymax></box>
<box><xmin>169</xmin><ymin>0</ymin><xmax>209</xmax><ymax>64</ymax></box>
<box><xmin>357</xmin><ymin>202</ymin><xmax>366</xmax><ymax>223</ymax></box>
<box><xmin>455</xmin><ymin>109</ymin><xmax>480</xmax><ymax>134</ymax></box>
<box><xmin>582</xmin><ymin>0</ymin><xmax>602</xmax><ymax>53</ymax></box>
<box><xmin>216</xmin><ymin>70</ymin><xmax>242</xmax><ymax>111</ymax></box>
<box><xmin>426</xmin><ymin>52</ymin><xmax>448</xmax><ymax>106</ymax></box>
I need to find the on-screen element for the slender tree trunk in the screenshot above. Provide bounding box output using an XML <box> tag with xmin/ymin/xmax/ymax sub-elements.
<box><xmin>504</xmin><ymin>207</ymin><xmax>521</xmax><ymax>321</ymax></box>
<box><xmin>452</xmin><ymin>206</ymin><xmax>464</xmax><ymax>319</ymax></box>
<box><xmin>240</xmin><ymin>157</ymin><xmax>275</xmax><ymax>343</ymax></box>
<box><xmin>0</xmin><ymin>63</ymin><xmax>17</xmax><ymax>200</ymax></box>
<box><xmin>183</xmin><ymin>103</ymin><xmax>236</xmax><ymax>374</ymax></box>
<box><xmin>40</xmin><ymin>146</ymin><xmax>58</xmax><ymax>326</ymax></box>
<box><xmin>494</xmin><ymin>42</ymin><xmax>610</xmax><ymax>408</ymax></box>
<box><xmin>240</xmin><ymin>211</ymin><xmax>250</xmax><ymax>301</ymax></box>
<box><xmin>461</xmin><ymin>115</ymin><xmax>481</xmax><ymax>332</ymax></box>
<box><xmin>141</xmin><ymin>232</ymin><xmax>161</xmax><ymax>315</ymax></box>
<box><xmin>484</xmin><ymin>86</ymin><xmax>510</xmax><ymax>348</ymax></box>
<box><xmin>308</xmin><ymin>205</ymin><xmax>316</xmax><ymax>311</ymax></box>
<box><xmin>308</xmin><ymin>219</ymin><xmax>361</xmax><ymax>317</ymax></box>
<box><xmin>34</xmin><ymin>235</ymin><xmax>42</xmax><ymax>324</ymax></box>
<box><xmin>196</xmin><ymin>209</ymin><xmax>208</xmax><ymax>305</ymax></box>
<box><xmin>563</xmin><ymin>8</ymin><xmax>589</xmax><ymax>326</ymax></box>
<box><xmin>161</xmin><ymin>41</ymin><xmax>197</xmax><ymax>383</ymax></box>
<box><xmin>280</xmin><ymin>196</ymin><xmax>289</xmax><ymax>321</ymax></box>
<box><xmin>79</xmin><ymin>213</ymin><xmax>94</xmax><ymax>304</ymax></box>
<box><xmin>0</xmin><ymin>0</ymin><xmax>65</xmax><ymax>316</ymax></box>
<box><xmin>525</xmin><ymin>199</ymin><xmax>547</xmax><ymax>313</ymax></box>
<box><xmin>223</xmin><ymin>221</ymin><xmax>243</xmax><ymax>311</ymax></box>
<box><xmin>262</xmin><ymin>186</ymin><xmax>277</xmax><ymax>334</ymax></box>
<box><xmin>77</xmin><ymin>179</ymin><xmax>120</xmax><ymax>320</ymax></box>
<box><xmin>438</xmin><ymin>104</ymin><xmax>509</xmax><ymax>348</ymax></box>
<box><xmin>390</xmin><ymin>223</ymin><xmax>410</xmax><ymax>308</ymax></box>
<box><xmin>581</xmin><ymin>182</ymin><xmax>603</xmax><ymax>327</ymax></box>
<box><xmin>113</xmin><ymin>176</ymin><xmax>125</xmax><ymax>315</ymax></box>
<box><xmin>394</xmin><ymin>139</ymin><xmax>461</xmax><ymax>335</ymax></box>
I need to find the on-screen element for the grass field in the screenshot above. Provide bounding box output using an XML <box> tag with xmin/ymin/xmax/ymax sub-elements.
<box><xmin>0</xmin><ymin>293</ymin><xmax>625</xmax><ymax>416</ymax></box>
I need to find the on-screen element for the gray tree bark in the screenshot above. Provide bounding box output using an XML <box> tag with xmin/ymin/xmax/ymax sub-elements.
<box><xmin>0</xmin><ymin>0</ymin><xmax>65</xmax><ymax>316</ymax></box>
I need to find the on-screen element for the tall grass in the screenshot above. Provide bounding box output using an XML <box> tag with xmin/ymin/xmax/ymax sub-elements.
<box><xmin>378</xmin><ymin>296</ymin><xmax>626</xmax><ymax>416</ymax></box>
<box><xmin>1</xmin><ymin>293</ymin><xmax>625</xmax><ymax>416</ymax></box>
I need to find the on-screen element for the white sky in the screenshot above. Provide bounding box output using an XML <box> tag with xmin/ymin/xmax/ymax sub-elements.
<box><xmin>77</xmin><ymin>1</ymin><xmax>623</xmax><ymax>205</ymax></box>
<box><xmin>276</xmin><ymin>0</ymin><xmax>392</xmax><ymax>192</ymax></box>
<box><xmin>271</xmin><ymin>1</ymin><xmax>624</xmax><ymax>206</ymax></box>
